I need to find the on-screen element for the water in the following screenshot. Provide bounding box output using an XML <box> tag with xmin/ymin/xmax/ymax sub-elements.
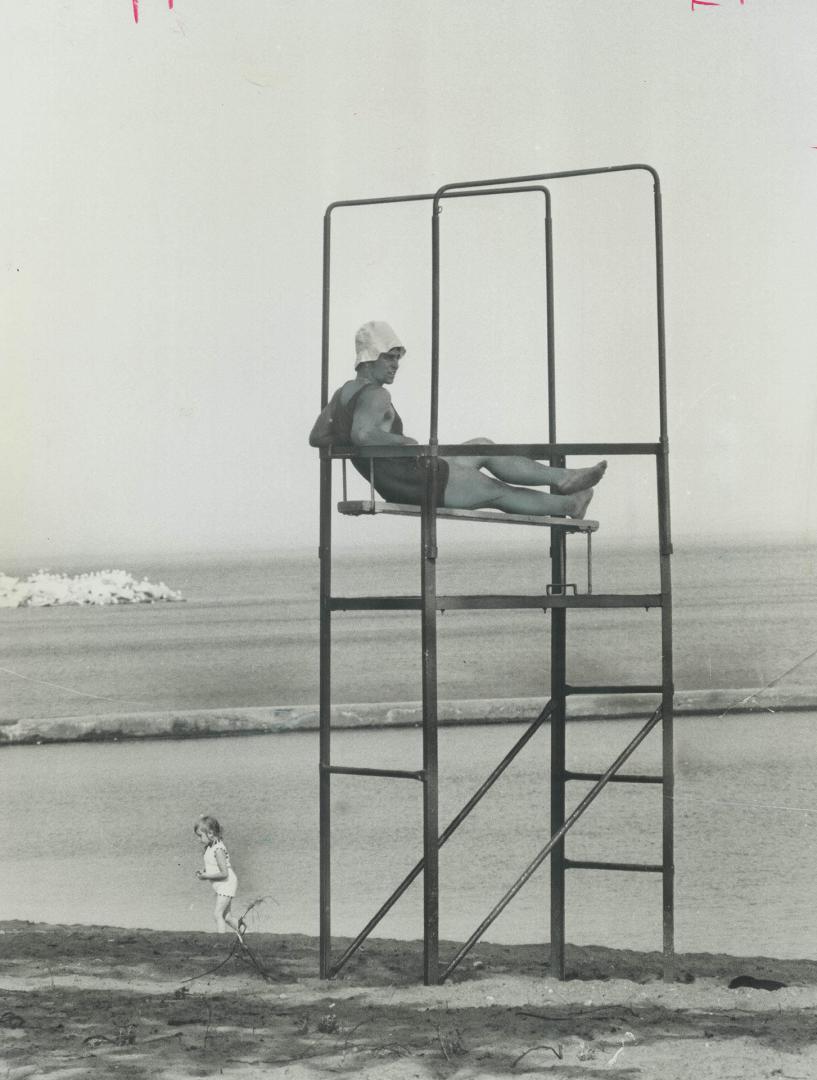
<box><xmin>3</xmin><ymin>715</ymin><xmax>817</xmax><ymax>960</ymax></box>
<box><xmin>2</xmin><ymin>540</ymin><xmax>817</xmax><ymax>720</ymax></box>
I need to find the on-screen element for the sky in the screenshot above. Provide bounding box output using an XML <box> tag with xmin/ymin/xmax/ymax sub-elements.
<box><xmin>3</xmin><ymin>0</ymin><xmax>817</xmax><ymax>562</ymax></box>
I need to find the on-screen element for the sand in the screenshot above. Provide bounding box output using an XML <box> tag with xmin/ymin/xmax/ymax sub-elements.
<box><xmin>2</xmin><ymin>923</ymin><xmax>817</xmax><ymax>1078</ymax></box>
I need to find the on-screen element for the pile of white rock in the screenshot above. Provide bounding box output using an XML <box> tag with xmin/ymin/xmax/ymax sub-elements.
<box><xmin>0</xmin><ymin>569</ymin><xmax>183</xmax><ymax>608</ymax></box>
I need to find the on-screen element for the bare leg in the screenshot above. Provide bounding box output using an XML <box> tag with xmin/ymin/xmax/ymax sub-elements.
<box><xmin>443</xmin><ymin>463</ymin><xmax>594</xmax><ymax>518</ymax></box>
<box><xmin>214</xmin><ymin>895</ymin><xmax>241</xmax><ymax>934</ymax></box>
<box><xmin>460</xmin><ymin>438</ymin><xmax>606</xmax><ymax>492</ymax></box>
<box><xmin>484</xmin><ymin>486</ymin><xmax>594</xmax><ymax>518</ymax></box>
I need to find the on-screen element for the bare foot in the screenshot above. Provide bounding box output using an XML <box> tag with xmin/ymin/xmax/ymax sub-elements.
<box><xmin>566</xmin><ymin>489</ymin><xmax>594</xmax><ymax>519</ymax></box>
<box><xmin>555</xmin><ymin>461</ymin><xmax>607</xmax><ymax>495</ymax></box>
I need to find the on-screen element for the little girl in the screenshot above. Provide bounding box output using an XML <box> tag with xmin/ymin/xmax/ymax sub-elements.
<box><xmin>194</xmin><ymin>815</ymin><xmax>245</xmax><ymax>939</ymax></box>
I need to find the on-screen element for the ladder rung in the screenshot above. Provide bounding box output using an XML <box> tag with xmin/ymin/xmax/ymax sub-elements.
<box><xmin>330</xmin><ymin>593</ymin><xmax>663</xmax><ymax>611</ymax></box>
<box><xmin>567</xmin><ymin>684</ymin><xmax>664</xmax><ymax>696</ymax></box>
<box><xmin>565</xmin><ymin>859</ymin><xmax>664</xmax><ymax>873</ymax></box>
<box><xmin>324</xmin><ymin>765</ymin><xmax>425</xmax><ymax>781</ymax></box>
<box><xmin>441</xmin><ymin>594</ymin><xmax>661</xmax><ymax>610</ymax></box>
<box><xmin>565</xmin><ymin>771</ymin><xmax>664</xmax><ymax>784</ymax></box>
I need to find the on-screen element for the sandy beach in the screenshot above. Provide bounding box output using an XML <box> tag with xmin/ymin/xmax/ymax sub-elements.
<box><xmin>2</xmin><ymin>922</ymin><xmax>817</xmax><ymax>1079</ymax></box>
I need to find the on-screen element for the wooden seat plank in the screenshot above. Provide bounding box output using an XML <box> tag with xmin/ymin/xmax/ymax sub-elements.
<box><xmin>338</xmin><ymin>500</ymin><xmax>599</xmax><ymax>533</ymax></box>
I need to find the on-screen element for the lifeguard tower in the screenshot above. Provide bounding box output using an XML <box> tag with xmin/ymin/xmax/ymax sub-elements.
<box><xmin>316</xmin><ymin>165</ymin><xmax>674</xmax><ymax>986</ymax></box>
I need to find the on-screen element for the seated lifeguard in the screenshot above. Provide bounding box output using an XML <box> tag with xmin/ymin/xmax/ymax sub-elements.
<box><xmin>309</xmin><ymin>321</ymin><xmax>606</xmax><ymax>518</ymax></box>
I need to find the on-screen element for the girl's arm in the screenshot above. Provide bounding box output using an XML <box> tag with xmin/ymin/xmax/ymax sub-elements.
<box><xmin>196</xmin><ymin>847</ymin><xmax>229</xmax><ymax>881</ymax></box>
<box><xmin>212</xmin><ymin>847</ymin><xmax>229</xmax><ymax>880</ymax></box>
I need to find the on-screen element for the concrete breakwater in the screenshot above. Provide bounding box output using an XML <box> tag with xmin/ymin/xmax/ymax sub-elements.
<box><xmin>1</xmin><ymin>687</ymin><xmax>814</xmax><ymax>745</ymax></box>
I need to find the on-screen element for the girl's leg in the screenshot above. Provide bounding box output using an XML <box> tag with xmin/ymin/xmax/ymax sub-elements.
<box><xmin>224</xmin><ymin>900</ymin><xmax>243</xmax><ymax>936</ymax></box>
<box><xmin>214</xmin><ymin>895</ymin><xmax>240</xmax><ymax>934</ymax></box>
<box><xmin>459</xmin><ymin>438</ymin><xmax>606</xmax><ymax>492</ymax></box>
<box><xmin>443</xmin><ymin>463</ymin><xmax>594</xmax><ymax>517</ymax></box>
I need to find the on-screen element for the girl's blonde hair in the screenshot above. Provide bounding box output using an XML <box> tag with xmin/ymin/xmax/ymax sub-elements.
<box><xmin>194</xmin><ymin>815</ymin><xmax>223</xmax><ymax>839</ymax></box>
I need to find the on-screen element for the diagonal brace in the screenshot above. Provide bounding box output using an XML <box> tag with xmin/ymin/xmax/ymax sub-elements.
<box><xmin>441</xmin><ymin>704</ymin><xmax>664</xmax><ymax>981</ymax></box>
<box><xmin>328</xmin><ymin>701</ymin><xmax>554</xmax><ymax>977</ymax></box>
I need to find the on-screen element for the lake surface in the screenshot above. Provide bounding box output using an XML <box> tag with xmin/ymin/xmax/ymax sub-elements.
<box><xmin>4</xmin><ymin>715</ymin><xmax>817</xmax><ymax>960</ymax></box>
<box><xmin>2</xmin><ymin>541</ymin><xmax>817</xmax><ymax>720</ymax></box>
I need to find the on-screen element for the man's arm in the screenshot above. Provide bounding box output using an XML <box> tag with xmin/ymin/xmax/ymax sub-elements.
<box><xmin>351</xmin><ymin>386</ymin><xmax>418</xmax><ymax>446</ymax></box>
<box><xmin>309</xmin><ymin>401</ymin><xmax>335</xmax><ymax>447</ymax></box>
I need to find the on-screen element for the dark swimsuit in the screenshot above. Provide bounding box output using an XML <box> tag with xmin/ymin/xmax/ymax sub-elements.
<box><xmin>331</xmin><ymin>384</ymin><xmax>449</xmax><ymax>505</ymax></box>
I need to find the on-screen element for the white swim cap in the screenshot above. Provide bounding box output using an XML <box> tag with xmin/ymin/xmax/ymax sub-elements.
<box><xmin>354</xmin><ymin>321</ymin><xmax>405</xmax><ymax>368</ymax></box>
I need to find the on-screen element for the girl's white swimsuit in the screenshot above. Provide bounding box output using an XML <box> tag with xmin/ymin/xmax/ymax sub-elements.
<box><xmin>203</xmin><ymin>839</ymin><xmax>238</xmax><ymax>897</ymax></box>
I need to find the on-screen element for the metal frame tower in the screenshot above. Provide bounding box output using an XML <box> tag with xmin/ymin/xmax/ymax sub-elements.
<box><xmin>317</xmin><ymin>164</ymin><xmax>674</xmax><ymax>986</ymax></box>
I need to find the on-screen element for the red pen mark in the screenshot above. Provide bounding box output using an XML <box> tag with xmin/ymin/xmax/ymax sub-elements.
<box><xmin>132</xmin><ymin>0</ymin><xmax>174</xmax><ymax>22</ymax></box>
<box><xmin>691</xmin><ymin>0</ymin><xmax>746</xmax><ymax>8</ymax></box>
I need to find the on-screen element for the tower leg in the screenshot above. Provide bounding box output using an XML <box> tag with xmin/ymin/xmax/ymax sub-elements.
<box><xmin>549</xmin><ymin>526</ymin><xmax>567</xmax><ymax>979</ymax></box>
<box><xmin>658</xmin><ymin>447</ymin><xmax>675</xmax><ymax>981</ymax></box>
<box><xmin>421</xmin><ymin>458</ymin><xmax>440</xmax><ymax>985</ymax></box>
<box><xmin>319</xmin><ymin>454</ymin><xmax>332</xmax><ymax>978</ymax></box>
<box><xmin>662</xmin><ymin>698</ymin><xmax>675</xmax><ymax>981</ymax></box>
